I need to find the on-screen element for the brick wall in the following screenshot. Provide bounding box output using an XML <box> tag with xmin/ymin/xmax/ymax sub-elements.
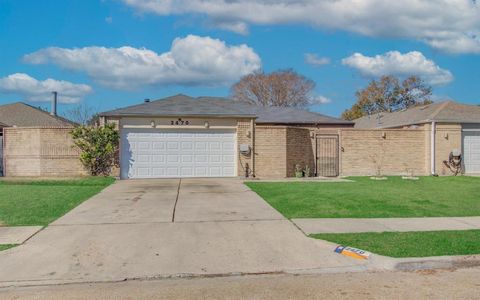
<box><xmin>237</xmin><ymin>119</ymin><xmax>254</xmax><ymax>177</ymax></box>
<box><xmin>434</xmin><ymin>123</ymin><xmax>462</xmax><ymax>175</ymax></box>
<box><xmin>254</xmin><ymin>125</ymin><xmax>346</xmax><ymax>178</ymax></box>
<box><xmin>340</xmin><ymin>129</ymin><xmax>428</xmax><ymax>176</ymax></box>
<box><xmin>254</xmin><ymin>126</ymin><xmax>288</xmax><ymax>177</ymax></box>
<box><xmin>286</xmin><ymin>128</ymin><xmax>314</xmax><ymax>177</ymax></box>
<box><xmin>4</xmin><ymin>127</ymin><xmax>87</xmax><ymax>177</ymax></box>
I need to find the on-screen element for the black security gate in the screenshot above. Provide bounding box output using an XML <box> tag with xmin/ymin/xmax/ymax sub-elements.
<box><xmin>316</xmin><ymin>135</ymin><xmax>339</xmax><ymax>177</ymax></box>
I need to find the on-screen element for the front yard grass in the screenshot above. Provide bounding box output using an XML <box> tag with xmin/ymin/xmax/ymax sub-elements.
<box><xmin>0</xmin><ymin>177</ymin><xmax>115</xmax><ymax>226</ymax></box>
<box><xmin>312</xmin><ymin>230</ymin><xmax>480</xmax><ymax>258</ymax></box>
<box><xmin>245</xmin><ymin>176</ymin><xmax>480</xmax><ymax>218</ymax></box>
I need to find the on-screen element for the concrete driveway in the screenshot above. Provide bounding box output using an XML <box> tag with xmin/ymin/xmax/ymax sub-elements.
<box><xmin>0</xmin><ymin>178</ymin><xmax>367</xmax><ymax>287</ymax></box>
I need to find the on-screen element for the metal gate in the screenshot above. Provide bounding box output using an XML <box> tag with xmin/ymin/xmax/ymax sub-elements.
<box><xmin>316</xmin><ymin>135</ymin><xmax>339</xmax><ymax>177</ymax></box>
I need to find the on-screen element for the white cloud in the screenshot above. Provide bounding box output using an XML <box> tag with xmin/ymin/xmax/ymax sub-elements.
<box><xmin>121</xmin><ymin>0</ymin><xmax>480</xmax><ymax>54</ymax></box>
<box><xmin>341</xmin><ymin>51</ymin><xmax>454</xmax><ymax>86</ymax></box>
<box><xmin>310</xmin><ymin>95</ymin><xmax>332</xmax><ymax>105</ymax></box>
<box><xmin>0</xmin><ymin>73</ymin><xmax>92</xmax><ymax>103</ymax></box>
<box><xmin>23</xmin><ymin>35</ymin><xmax>261</xmax><ymax>90</ymax></box>
<box><xmin>304</xmin><ymin>53</ymin><xmax>330</xmax><ymax>66</ymax></box>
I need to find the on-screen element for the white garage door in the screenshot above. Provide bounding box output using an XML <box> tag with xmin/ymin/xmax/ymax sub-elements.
<box><xmin>463</xmin><ymin>131</ymin><xmax>480</xmax><ymax>174</ymax></box>
<box><xmin>121</xmin><ymin>129</ymin><xmax>236</xmax><ymax>179</ymax></box>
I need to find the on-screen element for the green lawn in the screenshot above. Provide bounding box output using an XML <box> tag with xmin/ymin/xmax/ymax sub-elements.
<box><xmin>246</xmin><ymin>176</ymin><xmax>480</xmax><ymax>218</ymax></box>
<box><xmin>0</xmin><ymin>177</ymin><xmax>115</xmax><ymax>226</ymax></box>
<box><xmin>312</xmin><ymin>230</ymin><xmax>480</xmax><ymax>257</ymax></box>
<box><xmin>0</xmin><ymin>244</ymin><xmax>17</xmax><ymax>251</ymax></box>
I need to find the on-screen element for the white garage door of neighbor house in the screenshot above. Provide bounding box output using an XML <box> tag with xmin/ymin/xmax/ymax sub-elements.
<box><xmin>463</xmin><ymin>131</ymin><xmax>480</xmax><ymax>174</ymax></box>
<box><xmin>121</xmin><ymin>129</ymin><xmax>236</xmax><ymax>179</ymax></box>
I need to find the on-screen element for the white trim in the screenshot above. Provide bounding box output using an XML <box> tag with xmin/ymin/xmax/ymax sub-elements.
<box><xmin>431</xmin><ymin>121</ymin><xmax>436</xmax><ymax>175</ymax></box>
<box><xmin>462</xmin><ymin>129</ymin><xmax>480</xmax><ymax>132</ymax></box>
<box><xmin>122</xmin><ymin>125</ymin><xmax>236</xmax><ymax>129</ymax></box>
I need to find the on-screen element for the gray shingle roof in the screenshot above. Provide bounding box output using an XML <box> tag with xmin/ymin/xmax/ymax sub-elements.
<box><xmin>100</xmin><ymin>94</ymin><xmax>352</xmax><ymax>125</ymax></box>
<box><xmin>354</xmin><ymin>101</ymin><xmax>480</xmax><ymax>129</ymax></box>
<box><xmin>0</xmin><ymin>102</ymin><xmax>75</xmax><ymax>127</ymax></box>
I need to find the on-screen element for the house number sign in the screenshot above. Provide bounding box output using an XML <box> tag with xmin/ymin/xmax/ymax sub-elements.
<box><xmin>171</xmin><ymin>118</ymin><xmax>190</xmax><ymax>125</ymax></box>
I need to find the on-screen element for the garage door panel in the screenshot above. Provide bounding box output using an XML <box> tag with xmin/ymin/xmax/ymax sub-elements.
<box><xmin>195</xmin><ymin>155</ymin><xmax>208</xmax><ymax>163</ymax></box>
<box><xmin>181</xmin><ymin>141</ymin><xmax>193</xmax><ymax>150</ymax></box>
<box><xmin>121</xmin><ymin>129</ymin><xmax>236</xmax><ymax>179</ymax></box>
<box><xmin>463</xmin><ymin>131</ymin><xmax>480</xmax><ymax>174</ymax></box>
<box><xmin>210</xmin><ymin>155</ymin><xmax>222</xmax><ymax>163</ymax></box>
<box><xmin>195</xmin><ymin>142</ymin><xmax>208</xmax><ymax>151</ymax></box>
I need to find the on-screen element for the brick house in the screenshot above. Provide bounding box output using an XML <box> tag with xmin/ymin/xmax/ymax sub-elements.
<box><xmin>355</xmin><ymin>101</ymin><xmax>480</xmax><ymax>176</ymax></box>
<box><xmin>99</xmin><ymin>94</ymin><xmax>354</xmax><ymax>179</ymax></box>
<box><xmin>0</xmin><ymin>102</ymin><xmax>85</xmax><ymax>177</ymax></box>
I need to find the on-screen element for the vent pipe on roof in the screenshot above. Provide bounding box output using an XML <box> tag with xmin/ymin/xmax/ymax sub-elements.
<box><xmin>51</xmin><ymin>91</ymin><xmax>58</xmax><ymax>116</ymax></box>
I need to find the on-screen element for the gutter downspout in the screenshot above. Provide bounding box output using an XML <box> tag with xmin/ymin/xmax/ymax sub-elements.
<box><xmin>430</xmin><ymin>121</ymin><xmax>436</xmax><ymax>175</ymax></box>
<box><xmin>250</xmin><ymin>118</ymin><xmax>256</xmax><ymax>178</ymax></box>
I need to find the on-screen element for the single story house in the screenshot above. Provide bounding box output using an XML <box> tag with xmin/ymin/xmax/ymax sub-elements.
<box><xmin>100</xmin><ymin>94</ymin><xmax>354</xmax><ymax>179</ymax></box>
<box><xmin>0</xmin><ymin>102</ymin><xmax>80</xmax><ymax>177</ymax></box>
<box><xmin>355</xmin><ymin>101</ymin><xmax>480</xmax><ymax>175</ymax></box>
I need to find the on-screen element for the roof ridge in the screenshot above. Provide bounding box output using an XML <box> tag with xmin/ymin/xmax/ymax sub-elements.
<box><xmin>428</xmin><ymin>101</ymin><xmax>451</xmax><ymax>121</ymax></box>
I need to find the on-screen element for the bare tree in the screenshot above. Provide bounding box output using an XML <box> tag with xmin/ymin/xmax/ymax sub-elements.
<box><xmin>231</xmin><ymin>69</ymin><xmax>316</xmax><ymax>107</ymax></box>
<box><xmin>63</xmin><ymin>103</ymin><xmax>99</xmax><ymax>126</ymax></box>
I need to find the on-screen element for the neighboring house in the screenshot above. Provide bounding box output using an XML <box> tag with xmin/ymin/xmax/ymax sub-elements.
<box><xmin>355</xmin><ymin>101</ymin><xmax>480</xmax><ymax>175</ymax></box>
<box><xmin>100</xmin><ymin>94</ymin><xmax>354</xmax><ymax>179</ymax></box>
<box><xmin>0</xmin><ymin>102</ymin><xmax>82</xmax><ymax>177</ymax></box>
<box><xmin>0</xmin><ymin>102</ymin><xmax>75</xmax><ymax>129</ymax></box>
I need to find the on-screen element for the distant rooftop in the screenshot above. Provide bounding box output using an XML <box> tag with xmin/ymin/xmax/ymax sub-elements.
<box><xmin>354</xmin><ymin>101</ymin><xmax>480</xmax><ymax>129</ymax></box>
<box><xmin>100</xmin><ymin>94</ymin><xmax>352</xmax><ymax>125</ymax></box>
<box><xmin>0</xmin><ymin>102</ymin><xmax>75</xmax><ymax>127</ymax></box>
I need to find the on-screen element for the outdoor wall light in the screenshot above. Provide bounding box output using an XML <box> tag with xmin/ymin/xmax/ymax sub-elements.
<box><xmin>150</xmin><ymin>120</ymin><xmax>155</xmax><ymax>128</ymax></box>
<box><xmin>310</xmin><ymin>131</ymin><xmax>315</xmax><ymax>139</ymax></box>
<box><xmin>204</xmin><ymin>121</ymin><xmax>210</xmax><ymax>128</ymax></box>
<box><xmin>382</xmin><ymin>131</ymin><xmax>387</xmax><ymax>139</ymax></box>
<box><xmin>444</xmin><ymin>132</ymin><xmax>449</xmax><ymax>139</ymax></box>
<box><xmin>246</xmin><ymin>130</ymin><xmax>251</xmax><ymax>138</ymax></box>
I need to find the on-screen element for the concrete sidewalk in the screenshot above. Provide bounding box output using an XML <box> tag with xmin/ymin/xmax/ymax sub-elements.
<box><xmin>293</xmin><ymin>217</ymin><xmax>480</xmax><ymax>234</ymax></box>
<box><xmin>0</xmin><ymin>226</ymin><xmax>43</xmax><ymax>244</ymax></box>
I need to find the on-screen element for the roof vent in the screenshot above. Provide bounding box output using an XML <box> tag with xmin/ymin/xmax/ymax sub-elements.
<box><xmin>144</xmin><ymin>98</ymin><xmax>150</xmax><ymax>103</ymax></box>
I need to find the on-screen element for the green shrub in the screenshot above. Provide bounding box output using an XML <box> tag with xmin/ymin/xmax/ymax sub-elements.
<box><xmin>70</xmin><ymin>124</ymin><xmax>119</xmax><ymax>176</ymax></box>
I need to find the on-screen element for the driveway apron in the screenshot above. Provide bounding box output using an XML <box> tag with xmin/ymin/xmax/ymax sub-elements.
<box><xmin>0</xmin><ymin>178</ymin><xmax>366</xmax><ymax>287</ymax></box>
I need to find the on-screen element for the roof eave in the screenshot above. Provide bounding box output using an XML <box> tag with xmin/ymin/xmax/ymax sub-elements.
<box><xmin>99</xmin><ymin>113</ymin><xmax>257</xmax><ymax>119</ymax></box>
<box><xmin>256</xmin><ymin>121</ymin><xmax>353</xmax><ymax>125</ymax></box>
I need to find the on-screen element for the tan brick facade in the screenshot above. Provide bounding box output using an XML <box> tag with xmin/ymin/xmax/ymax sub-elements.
<box><xmin>236</xmin><ymin>119</ymin><xmax>254</xmax><ymax>177</ymax></box>
<box><xmin>339</xmin><ymin>129</ymin><xmax>428</xmax><ymax>176</ymax></box>
<box><xmin>100</xmin><ymin>115</ymin><xmax>465</xmax><ymax>179</ymax></box>
<box><xmin>433</xmin><ymin>123</ymin><xmax>463</xmax><ymax>175</ymax></box>
<box><xmin>254</xmin><ymin>126</ymin><xmax>288</xmax><ymax>178</ymax></box>
<box><xmin>4</xmin><ymin>127</ymin><xmax>87</xmax><ymax>177</ymax></box>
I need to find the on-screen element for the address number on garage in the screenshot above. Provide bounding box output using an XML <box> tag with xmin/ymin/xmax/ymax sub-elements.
<box><xmin>170</xmin><ymin>118</ymin><xmax>190</xmax><ymax>125</ymax></box>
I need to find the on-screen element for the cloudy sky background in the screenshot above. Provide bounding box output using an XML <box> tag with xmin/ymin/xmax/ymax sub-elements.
<box><xmin>0</xmin><ymin>0</ymin><xmax>479</xmax><ymax>117</ymax></box>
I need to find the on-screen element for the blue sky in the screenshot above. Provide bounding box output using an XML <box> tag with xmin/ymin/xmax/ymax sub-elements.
<box><xmin>0</xmin><ymin>0</ymin><xmax>479</xmax><ymax>118</ymax></box>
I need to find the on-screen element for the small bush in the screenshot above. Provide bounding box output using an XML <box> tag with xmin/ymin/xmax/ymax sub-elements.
<box><xmin>71</xmin><ymin>124</ymin><xmax>119</xmax><ymax>176</ymax></box>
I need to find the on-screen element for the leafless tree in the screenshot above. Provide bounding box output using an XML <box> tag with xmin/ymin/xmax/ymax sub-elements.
<box><xmin>231</xmin><ymin>69</ymin><xmax>316</xmax><ymax>107</ymax></box>
<box><xmin>63</xmin><ymin>103</ymin><xmax>99</xmax><ymax>126</ymax></box>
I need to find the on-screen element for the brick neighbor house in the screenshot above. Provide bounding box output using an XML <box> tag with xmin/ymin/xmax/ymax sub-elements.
<box><xmin>99</xmin><ymin>94</ymin><xmax>354</xmax><ymax>179</ymax></box>
<box><xmin>0</xmin><ymin>102</ymin><xmax>84</xmax><ymax>177</ymax></box>
<box><xmin>355</xmin><ymin>101</ymin><xmax>480</xmax><ymax>176</ymax></box>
